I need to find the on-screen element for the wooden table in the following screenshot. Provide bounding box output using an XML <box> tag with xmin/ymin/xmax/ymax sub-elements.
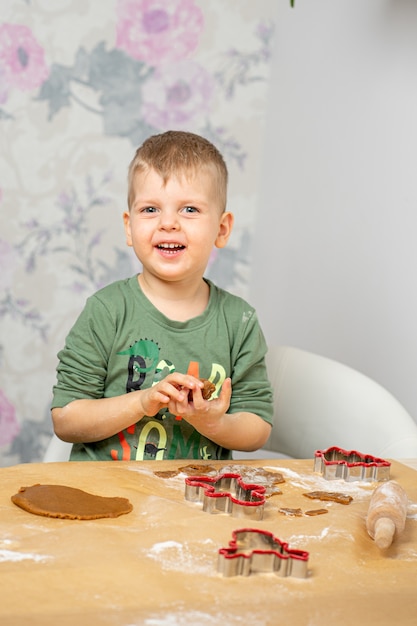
<box><xmin>1</xmin><ymin>458</ymin><xmax>416</xmax><ymax>626</ymax></box>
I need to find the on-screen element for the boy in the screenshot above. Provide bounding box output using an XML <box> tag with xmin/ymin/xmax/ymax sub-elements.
<box><xmin>51</xmin><ymin>130</ymin><xmax>273</xmax><ymax>461</ymax></box>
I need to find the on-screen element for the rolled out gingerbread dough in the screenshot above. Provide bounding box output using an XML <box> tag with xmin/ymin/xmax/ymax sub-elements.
<box><xmin>11</xmin><ymin>484</ymin><xmax>133</xmax><ymax>520</ymax></box>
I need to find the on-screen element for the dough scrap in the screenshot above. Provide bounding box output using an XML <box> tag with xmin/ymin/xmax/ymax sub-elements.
<box><xmin>305</xmin><ymin>508</ymin><xmax>329</xmax><ymax>516</ymax></box>
<box><xmin>154</xmin><ymin>470</ymin><xmax>180</xmax><ymax>478</ymax></box>
<box><xmin>279</xmin><ymin>507</ymin><xmax>303</xmax><ymax>517</ymax></box>
<box><xmin>11</xmin><ymin>484</ymin><xmax>133</xmax><ymax>520</ymax></box>
<box><xmin>188</xmin><ymin>378</ymin><xmax>216</xmax><ymax>401</ymax></box>
<box><xmin>177</xmin><ymin>464</ymin><xmax>218</xmax><ymax>475</ymax></box>
<box><xmin>303</xmin><ymin>490</ymin><xmax>353</xmax><ymax>505</ymax></box>
<box><xmin>249</xmin><ymin>468</ymin><xmax>285</xmax><ymax>485</ymax></box>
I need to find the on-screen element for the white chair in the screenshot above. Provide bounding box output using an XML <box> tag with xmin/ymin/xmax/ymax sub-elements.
<box><xmin>43</xmin><ymin>434</ymin><xmax>72</xmax><ymax>462</ymax></box>
<box><xmin>44</xmin><ymin>345</ymin><xmax>417</xmax><ymax>462</ymax></box>
<box><xmin>235</xmin><ymin>345</ymin><xmax>417</xmax><ymax>460</ymax></box>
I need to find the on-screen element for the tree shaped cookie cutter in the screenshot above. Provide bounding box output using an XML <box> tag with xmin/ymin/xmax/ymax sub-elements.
<box><xmin>314</xmin><ymin>446</ymin><xmax>391</xmax><ymax>482</ymax></box>
<box><xmin>218</xmin><ymin>528</ymin><xmax>309</xmax><ymax>578</ymax></box>
<box><xmin>184</xmin><ymin>472</ymin><xmax>266</xmax><ymax>520</ymax></box>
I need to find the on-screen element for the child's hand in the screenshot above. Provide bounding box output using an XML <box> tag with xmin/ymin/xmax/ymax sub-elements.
<box><xmin>139</xmin><ymin>373</ymin><xmax>204</xmax><ymax>417</ymax></box>
<box><xmin>167</xmin><ymin>377</ymin><xmax>232</xmax><ymax>426</ymax></box>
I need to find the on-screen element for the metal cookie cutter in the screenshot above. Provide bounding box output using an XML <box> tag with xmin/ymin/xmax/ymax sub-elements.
<box><xmin>184</xmin><ymin>472</ymin><xmax>266</xmax><ymax>520</ymax></box>
<box><xmin>218</xmin><ymin>528</ymin><xmax>309</xmax><ymax>578</ymax></box>
<box><xmin>314</xmin><ymin>446</ymin><xmax>391</xmax><ymax>482</ymax></box>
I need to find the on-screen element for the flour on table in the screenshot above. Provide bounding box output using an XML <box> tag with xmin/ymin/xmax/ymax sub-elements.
<box><xmin>0</xmin><ymin>549</ymin><xmax>50</xmax><ymax>563</ymax></box>
<box><xmin>288</xmin><ymin>525</ymin><xmax>355</xmax><ymax>547</ymax></box>
<box><xmin>147</xmin><ymin>538</ymin><xmax>216</xmax><ymax>576</ymax></box>
<box><xmin>142</xmin><ymin>609</ymin><xmax>264</xmax><ymax>625</ymax></box>
<box><xmin>407</xmin><ymin>502</ymin><xmax>417</xmax><ymax>519</ymax></box>
<box><xmin>149</xmin><ymin>540</ymin><xmax>182</xmax><ymax>554</ymax></box>
<box><xmin>265</xmin><ymin>465</ymin><xmax>375</xmax><ymax>498</ymax></box>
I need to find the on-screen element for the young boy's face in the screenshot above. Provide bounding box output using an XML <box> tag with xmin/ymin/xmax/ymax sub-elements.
<box><xmin>123</xmin><ymin>167</ymin><xmax>233</xmax><ymax>286</ymax></box>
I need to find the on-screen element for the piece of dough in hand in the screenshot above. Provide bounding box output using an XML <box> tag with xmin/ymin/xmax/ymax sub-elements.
<box><xmin>188</xmin><ymin>378</ymin><xmax>216</xmax><ymax>401</ymax></box>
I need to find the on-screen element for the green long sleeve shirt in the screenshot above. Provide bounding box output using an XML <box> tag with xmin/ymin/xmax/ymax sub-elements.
<box><xmin>52</xmin><ymin>276</ymin><xmax>273</xmax><ymax>461</ymax></box>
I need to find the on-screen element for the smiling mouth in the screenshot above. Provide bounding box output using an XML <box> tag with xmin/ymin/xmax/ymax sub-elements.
<box><xmin>157</xmin><ymin>243</ymin><xmax>185</xmax><ymax>253</ymax></box>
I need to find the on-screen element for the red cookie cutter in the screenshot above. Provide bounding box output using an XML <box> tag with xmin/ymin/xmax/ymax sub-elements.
<box><xmin>218</xmin><ymin>528</ymin><xmax>309</xmax><ymax>578</ymax></box>
<box><xmin>184</xmin><ymin>472</ymin><xmax>266</xmax><ymax>520</ymax></box>
<box><xmin>314</xmin><ymin>446</ymin><xmax>391</xmax><ymax>482</ymax></box>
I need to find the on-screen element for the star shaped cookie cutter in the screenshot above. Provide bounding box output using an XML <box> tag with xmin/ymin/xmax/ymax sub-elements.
<box><xmin>184</xmin><ymin>472</ymin><xmax>266</xmax><ymax>520</ymax></box>
<box><xmin>314</xmin><ymin>446</ymin><xmax>391</xmax><ymax>482</ymax></box>
<box><xmin>218</xmin><ymin>528</ymin><xmax>309</xmax><ymax>578</ymax></box>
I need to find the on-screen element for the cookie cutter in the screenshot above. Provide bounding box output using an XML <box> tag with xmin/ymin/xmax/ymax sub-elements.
<box><xmin>218</xmin><ymin>528</ymin><xmax>309</xmax><ymax>578</ymax></box>
<box><xmin>184</xmin><ymin>472</ymin><xmax>266</xmax><ymax>520</ymax></box>
<box><xmin>314</xmin><ymin>446</ymin><xmax>391</xmax><ymax>482</ymax></box>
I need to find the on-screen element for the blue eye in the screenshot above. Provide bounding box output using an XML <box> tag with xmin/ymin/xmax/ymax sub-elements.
<box><xmin>142</xmin><ymin>206</ymin><xmax>158</xmax><ymax>213</ymax></box>
<box><xmin>182</xmin><ymin>206</ymin><xmax>198</xmax><ymax>214</ymax></box>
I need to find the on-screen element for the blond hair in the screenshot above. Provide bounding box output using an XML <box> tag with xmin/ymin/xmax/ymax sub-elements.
<box><xmin>127</xmin><ymin>130</ymin><xmax>228</xmax><ymax>211</ymax></box>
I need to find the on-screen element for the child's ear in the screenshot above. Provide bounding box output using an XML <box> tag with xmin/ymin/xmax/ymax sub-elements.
<box><xmin>215</xmin><ymin>211</ymin><xmax>234</xmax><ymax>249</ymax></box>
<box><xmin>123</xmin><ymin>211</ymin><xmax>133</xmax><ymax>247</ymax></box>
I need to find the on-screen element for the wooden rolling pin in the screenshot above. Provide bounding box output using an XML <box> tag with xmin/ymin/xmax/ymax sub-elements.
<box><xmin>366</xmin><ymin>481</ymin><xmax>408</xmax><ymax>549</ymax></box>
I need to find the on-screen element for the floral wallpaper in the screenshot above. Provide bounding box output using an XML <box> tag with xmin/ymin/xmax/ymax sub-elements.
<box><xmin>0</xmin><ymin>0</ymin><xmax>277</xmax><ymax>466</ymax></box>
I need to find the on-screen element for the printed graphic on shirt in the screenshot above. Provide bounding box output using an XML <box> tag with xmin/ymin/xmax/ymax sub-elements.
<box><xmin>117</xmin><ymin>339</ymin><xmax>160</xmax><ymax>392</ymax></box>
<box><xmin>115</xmin><ymin>338</ymin><xmax>226</xmax><ymax>461</ymax></box>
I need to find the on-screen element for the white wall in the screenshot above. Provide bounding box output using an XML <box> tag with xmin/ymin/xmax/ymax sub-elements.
<box><xmin>251</xmin><ymin>0</ymin><xmax>417</xmax><ymax>421</ymax></box>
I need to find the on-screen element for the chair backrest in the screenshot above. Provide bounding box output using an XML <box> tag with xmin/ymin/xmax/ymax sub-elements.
<box><xmin>263</xmin><ymin>345</ymin><xmax>417</xmax><ymax>459</ymax></box>
<box><xmin>44</xmin><ymin>346</ymin><xmax>417</xmax><ymax>462</ymax></box>
<box><xmin>43</xmin><ymin>434</ymin><xmax>72</xmax><ymax>462</ymax></box>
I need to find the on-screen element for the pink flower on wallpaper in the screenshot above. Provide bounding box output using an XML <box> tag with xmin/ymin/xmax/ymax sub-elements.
<box><xmin>0</xmin><ymin>389</ymin><xmax>20</xmax><ymax>447</ymax></box>
<box><xmin>0</xmin><ymin>23</ymin><xmax>49</xmax><ymax>91</ymax></box>
<box><xmin>0</xmin><ymin>67</ymin><xmax>8</xmax><ymax>103</ymax></box>
<box><xmin>141</xmin><ymin>60</ymin><xmax>214</xmax><ymax>130</ymax></box>
<box><xmin>115</xmin><ymin>0</ymin><xmax>204</xmax><ymax>66</ymax></box>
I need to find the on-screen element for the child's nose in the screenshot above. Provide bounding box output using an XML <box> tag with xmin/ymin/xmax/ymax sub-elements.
<box><xmin>159</xmin><ymin>210</ymin><xmax>179</xmax><ymax>230</ymax></box>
